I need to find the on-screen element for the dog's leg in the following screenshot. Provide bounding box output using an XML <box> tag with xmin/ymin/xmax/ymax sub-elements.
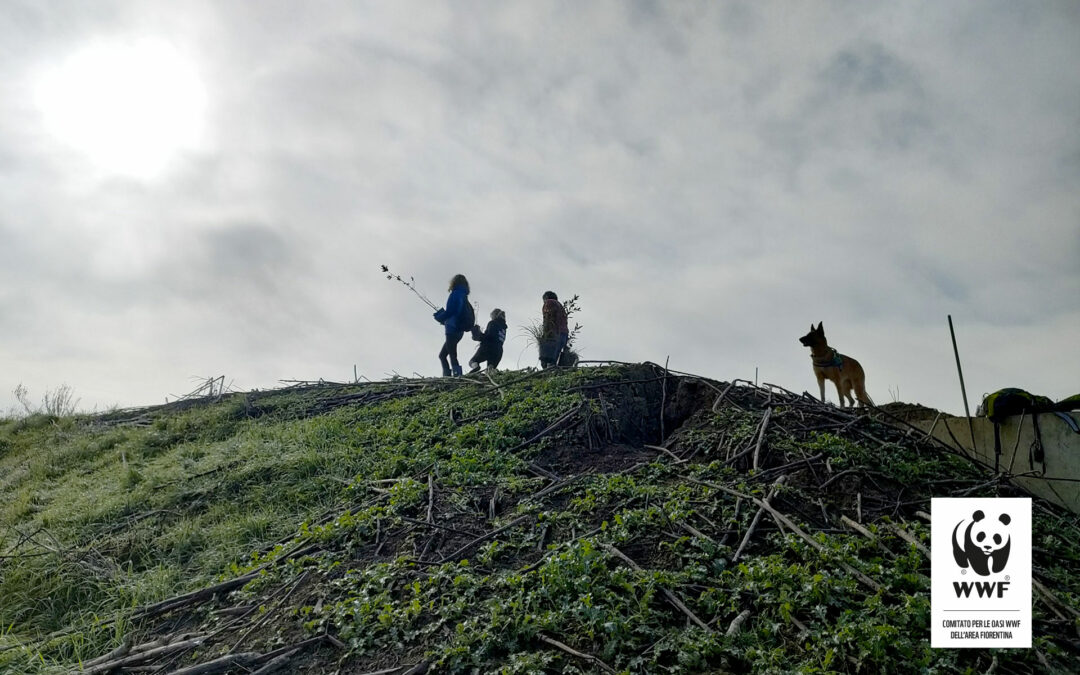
<box><xmin>847</xmin><ymin>383</ymin><xmax>857</xmax><ymax>408</ymax></box>
<box><xmin>835</xmin><ymin>379</ymin><xmax>849</xmax><ymax>409</ymax></box>
<box><xmin>817</xmin><ymin>373</ymin><xmax>826</xmax><ymax>404</ymax></box>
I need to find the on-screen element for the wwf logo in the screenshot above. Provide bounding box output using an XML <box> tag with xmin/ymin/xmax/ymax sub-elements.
<box><xmin>951</xmin><ymin>509</ymin><xmax>1011</xmax><ymax>576</ymax></box>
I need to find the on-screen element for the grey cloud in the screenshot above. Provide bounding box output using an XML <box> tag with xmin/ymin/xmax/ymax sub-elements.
<box><xmin>821</xmin><ymin>43</ymin><xmax>923</xmax><ymax>97</ymax></box>
<box><xmin>2</xmin><ymin>1</ymin><xmax>1078</xmax><ymax>413</ymax></box>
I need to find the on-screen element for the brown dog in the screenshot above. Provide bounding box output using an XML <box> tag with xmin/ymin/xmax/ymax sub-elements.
<box><xmin>799</xmin><ymin>322</ymin><xmax>872</xmax><ymax>408</ymax></box>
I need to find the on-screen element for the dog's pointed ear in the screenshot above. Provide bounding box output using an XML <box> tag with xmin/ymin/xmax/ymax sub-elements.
<box><xmin>817</xmin><ymin>321</ymin><xmax>823</xmax><ymax>331</ymax></box>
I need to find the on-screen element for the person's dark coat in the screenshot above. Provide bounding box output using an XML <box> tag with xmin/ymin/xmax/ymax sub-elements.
<box><xmin>434</xmin><ymin>286</ymin><xmax>469</xmax><ymax>335</ymax></box>
<box><xmin>542</xmin><ymin>297</ymin><xmax>568</xmax><ymax>338</ymax></box>
<box><xmin>471</xmin><ymin>315</ymin><xmax>507</xmax><ymax>367</ymax></box>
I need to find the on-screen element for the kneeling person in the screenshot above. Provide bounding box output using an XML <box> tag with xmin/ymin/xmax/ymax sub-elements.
<box><xmin>469</xmin><ymin>309</ymin><xmax>507</xmax><ymax>373</ymax></box>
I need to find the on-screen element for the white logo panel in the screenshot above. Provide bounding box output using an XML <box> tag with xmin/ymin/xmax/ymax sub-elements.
<box><xmin>931</xmin><ymin>498</ymin><xmax>1031</xmax><ymax>648</ymax></box>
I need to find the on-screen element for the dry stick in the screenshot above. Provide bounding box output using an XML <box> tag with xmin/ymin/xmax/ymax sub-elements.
<box><xmin>125</xmin><ymin>633</ymin><xmax>201</xmax><ymax>656</ymax></box>
<box><xmin>644</xmin><ymin>444</ymin><xmax>685</xmax><ymax>464</ymax></box>
<box><xmin>82</xmin><ymin>638</ymin><xmax>207</xmax><ymax>675</ymax></box>
<box><xmin>722</xmin><ymin>444</ymin><xmax>756</xmax><ymax>467</ymax></box>
<box><xmin>250</xmin><ymin>635</ymin><xmax>336</xmax><ymax>667</ymax></box>
<box><xmin>230</xmin><ymin>571</ymin><xmax>309</xmax><ymax>654</ymax></box>
<box><xmin>698</xmin><ymin>480</ymin><xmax>882</xmax><ymax>592</ymax></box>
<box><xmin>132</xmin><ymin>573</ymin><xmax>258</xmax><ymax>620</ymax></box>
<box><xmin>565</xmin><ymin>376</ymin><xmax>667</xmax><ymax>393</ymax></box>
<box><xmin>725</xmin><ymin>609</ymin><xmax>752</xmax><ymax>637</ymax></box>
<box><xmin>677</xmin><ymin>520</ymin><xmax>715</xmax><ymax>544</ymax></box>
<box><xmin>733</xmin><ymin>476</ymin><xmax>788</xmax><ymax>563</ymax></box>
<box><xmin>426</xmin><ymin>474</ymin><xmax>435</xmax><ymax>524</ymax></box>
<box><xmin>323</xmin><ymin>633</ymin><xmax>347</xmax><ymax>650</ymax></box>
<box><xmin>752</xmin><ymin>407</ymin><xmax>773</xmax><ymax>471</ymax></box>
<box><xmin>1033</xmin><ymin>580</ymin><xmax>1080</xmax><ymax>620</ymax></box>
<box><xmin>922</xmin><ymin>412</ymin><xmax>942</xmax><ymax>441</ymax></box>
<box><xmin>438</xmin><ymin>515</ymin><xmax>530</xmax><ymax>563</ymax></box>
<box><xmin>164</xmin><ymin>652</ymin><xmax>260</xmax><ymax>675</ymax></box>
<box><xmin>756</xmin><ymin>453</ymin><xmax>824</xmax><ymax>480</ymax></box>
<box><xmin>482</xmin><ymin>369</ymin><xmax>506</xmax><ymax>399</ymax></box>
<box><xmin>80</xmin><ymin>638</ymin><xmax>133</xmax><ymax>669</ymax></box>
<box><xmin>528</xmin><ymin>474</ymin><xmax>586</xmax><ymax>502</ymax></box>
<box><xmin>516</xmin><ymin>526</ymin><xmax>605</xmax><ymax>575</ymax></box>
<box><xmin>1034</xmin><ymin>649</ymin><xmax>1052</xmax><ymax>672</ymax></box>
<box><xmin>840</xmin><ymin>515</ymin><xmax>896</xmax><ymax>559</ymax></box>
<box><xmin>883</xmin><ymin>522</ymin><xmax>931</xmax><ymax>559</ymax></box>
<box><xmin>249</xmin><ymin>649</ymin><xmax>299</xmax><ymax>675</ymax></box>
<box><xmin>525</xmin><ymin>461</ymin><xmax>559</xmax><ymax>480</ymax></box>
<box><xmin>818</xmin><ymin>469</ymin><xmax>859</xmax><ymax>490</ymax></box>
<box><xmin>711</xmin><ymin>381</ymin><xmax>737</xmax><ymax>413</ymax></box>
<box><xmin>204</xmin><ymin>567</ymin><xmax>307</xmax><ymax>643</ymax></box>
<box><xmin>789</xmin><ymin>614</ymin><xmax>811</xmax><ymax>636</ymax></box>
<box><xmin>397</xmin><ymin>517</ymin><xmax>480</xmax><ymax>537</ymax></box>
<box><xmin>538</xmin><ymin>634</ymin><xmax>617</xmax><ymax>674</ymax></box>
<box><xmin>840</xmin><ymin>515</ymin><xmax>875</xmax><ymax>542</ymax></box>
<box><xmin>601</xmin><ymin>544</ymin><xmax>712</xmax><ymax>632</ymax></box>
<box><xmin>505</xmin><ymin>403</ymin><xmax>585</xmax><ymax>453</ymax></box>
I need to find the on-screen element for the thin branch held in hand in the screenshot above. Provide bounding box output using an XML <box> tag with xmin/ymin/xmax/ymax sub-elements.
<box><xmin>381</xmin><ymin>265</ymin><xmax>438</xmax><ymax>310</ymax></box>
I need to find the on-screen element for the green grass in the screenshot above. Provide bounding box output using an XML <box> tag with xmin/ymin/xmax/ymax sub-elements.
<box><xmin>0</xmin><ymin>366</ymin><xmax>1077</xmax><ymax>674</ymax></box>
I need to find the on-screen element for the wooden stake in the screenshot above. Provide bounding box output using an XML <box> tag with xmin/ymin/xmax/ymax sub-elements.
<box><xmin>947</xmin><ymin>315</ymin><xmax>979</xmax><ymax>457</ymax></box>
<box><xmin>660</xmin><ymin>356</ymin><xmax>670</xmax><ymax>441</ymax></box>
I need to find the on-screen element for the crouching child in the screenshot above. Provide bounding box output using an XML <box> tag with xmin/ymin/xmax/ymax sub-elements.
<box><xmin>469</xmin><ymin>309</ymin><xmax>507</xmax><ymax>373</ymax></box>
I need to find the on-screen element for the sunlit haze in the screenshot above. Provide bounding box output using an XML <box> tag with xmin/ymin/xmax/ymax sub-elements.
<box><xmin>34</xmin><ymin>39</ymin><xmax>205</xmax><ymax>178</ymax></box>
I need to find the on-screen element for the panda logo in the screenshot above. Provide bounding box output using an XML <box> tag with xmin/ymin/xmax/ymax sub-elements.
<box><xmin>951</xmin><ymin>510</ymin><xmax>1011</xmax><ymax>576</ymax></box>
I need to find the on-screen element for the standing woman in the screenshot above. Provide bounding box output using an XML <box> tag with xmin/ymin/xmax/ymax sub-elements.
<box><xmin>433</xmin><ymin>274</ymin><xmax>472</xmax><ymax>377</ymax></box>
<box><xmin>539</xmin><ymin>291</ymin><xmax>568</xmax><ymax>369</ymax></box>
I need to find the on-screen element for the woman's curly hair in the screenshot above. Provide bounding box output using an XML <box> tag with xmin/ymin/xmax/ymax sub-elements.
<box><xmin>448</xmin><ymin>274</ymin><xmax>470</xmax><ymax>293</ymax></box>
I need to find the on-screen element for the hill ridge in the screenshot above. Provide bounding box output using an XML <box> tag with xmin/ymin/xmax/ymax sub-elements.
<box><xmin>1</xmin><ymin>364</ymin><xmax>1077</xmax><ymax>673</ymax></box>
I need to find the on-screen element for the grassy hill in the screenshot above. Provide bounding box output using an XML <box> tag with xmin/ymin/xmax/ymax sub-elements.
<box><xmin>1</xmin><ymin>364</ymin><xmax>1077</xmax><ymax>673</ymax></box>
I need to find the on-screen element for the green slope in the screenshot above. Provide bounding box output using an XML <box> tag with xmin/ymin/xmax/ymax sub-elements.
<box><xmin>0</xmin><ymin>365</ymin><xmax>1077</xmax><ymax>674</ymax></box>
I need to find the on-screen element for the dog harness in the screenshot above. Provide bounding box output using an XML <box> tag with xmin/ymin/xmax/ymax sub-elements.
<box><xmin>812</xmin><ymin>348</ymin><xmax>844</xmax><ymax>369</ymax></box>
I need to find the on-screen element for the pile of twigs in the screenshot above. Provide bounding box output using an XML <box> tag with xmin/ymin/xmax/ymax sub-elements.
<box><xmin>56</xmin><ymin>364</ymin><xmax>1079</xmax><ymax>674</ymax></box>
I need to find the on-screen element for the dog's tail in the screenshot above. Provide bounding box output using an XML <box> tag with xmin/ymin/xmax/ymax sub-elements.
<box><xmin>855</xmin><ymin>382</ymin><xmax>874</xmax><ymax>407</ymax></box>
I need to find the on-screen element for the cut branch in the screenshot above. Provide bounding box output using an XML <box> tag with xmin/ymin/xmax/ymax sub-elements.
<box><xmin>726</xmin><ymin>609</ymin><xmax>752</xmax><ymax>637</ymax></box>
<box><xmin>538</xmin><ymin>634</ymin><xmax>617</xmax><ymax>674</ymax></box>
<box><xmin>601</xmin><ymin>544</ymin><xmax>712</xmax><ymax>632</ymax></box>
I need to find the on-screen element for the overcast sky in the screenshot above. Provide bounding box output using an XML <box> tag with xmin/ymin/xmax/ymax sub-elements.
<box><xmin>1</xmin><ymin>1</ymin><xmax>1077</xmax><ymax>415</ymax></box>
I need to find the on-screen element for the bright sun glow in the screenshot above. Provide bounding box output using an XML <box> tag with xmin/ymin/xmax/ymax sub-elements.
<box><xmin>35</xmin><ymin>39</ymin><xmax>206</xmax><ymax>178</ymax></box>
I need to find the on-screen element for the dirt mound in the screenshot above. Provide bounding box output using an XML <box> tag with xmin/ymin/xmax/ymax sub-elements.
<box><xmin>878</xmin><ymin>401</ymin><xmax>952</xmax><ymax>424</ymax></box>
